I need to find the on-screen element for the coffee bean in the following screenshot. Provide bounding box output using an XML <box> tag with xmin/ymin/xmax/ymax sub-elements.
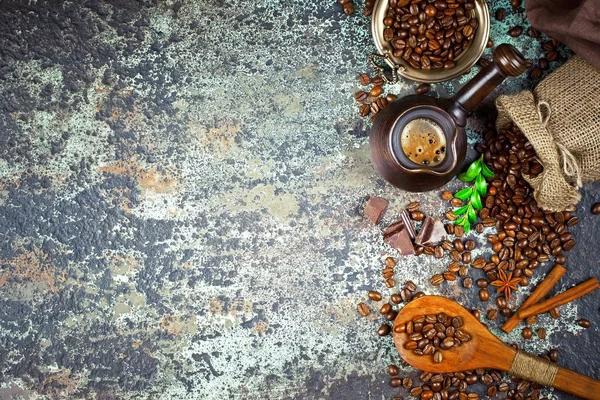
<box><xmin>372</xmin><ymin>76</ymin><xmax>384</xmax><ymax>86</ymax></box>
<box><xmin>522</xmin><ymin>327</ymin><xmax>533</xmax><ymax>339</ymax></box>
<box><xmin>378</xmin><ymin>324</ymin><xmax>391</xmax><ymax>336</ymax></box>
<box><xmin>411</xmin><ymin>211</ymin><xmax>425</xmax><ymax>221</ymax></box>
<box><xmin>354</xmin><ymin>90</ymin><xmax>367</xmax><ymax>102</ymax></box>
<box><xmin>442</xmin><ymin>191</ymin><xmax>453</xmax><ymax>201</ymax></box>
<box><xmin>416</xmin><ymin>83</ymin><xmax>431</xmax><ymax>94</ymax></box>
<box><xmin>359</xmin><ymin>73</ymin><xmax>371</xmax><ymax>86</ymax></box>
<box><xmin>495</xmin><ymin>8</ymin><xmax>507</xmax><ymax>21</ymax></box>
<box><xmin>578</xmin><ymin>318</ymin><xmax>591</xmax><ymax>328</ymax></box>
<box><xmin>435</xmin><ymin>246</ymin><xmax>445</xmax><ymax>259</ymax></box>
<box><xmin>476</xmin><ymin>278</ymin><xmax>488</xmax><ymax>288</ymax></box>
<box><xmin>592</xmin><ymin>202</ymin><xmax>600</xmax><ymax>214</ymax></box>
<box><xmin>357</xmin><ymin>302</ymin><xmax>370</xmax><ymax>316</ymax></box>
<box><xmin>549</xmin><ymin>307</ymin><xmax>560</xmax><ymax>319</ymax></box>
<box><xmin>487</xmin><ymin>386</ymin><xmax>497</xmax><ymax>397</ymax></box>
<box><xmin>433</xmin><ymin>351</ymin><xmax>443</xmax><ymax>363</ymax></box>
<box><xmin>406</xmin><ymin>280</ymin><xmax>417</xmax><ymax>292</ymax></box>
<box><xmin>549</xmin><ymin>349</ymin><xmax>559</xmax><ymax>362</ymax></box>
<box><xmin>471</xmin><ymin>309</ymin><xmax>480</xmax><ymax>320</ymax></box>
<box><xmin>443</xmin><ymin>271</ymin><xmax>456</xmax><ymax>281</ymax></box>
<box><xmin>451</xmin><ymin>198</ymin><xmax>463</xmax><ymax>207</ymax></box>
<box><xmin>487</xmin><ymin>309</ymin><xmax>498</xmax><ymax>320</ymax></box>
<box><xmin>359</xmin><ymin>104</ymin><xmax>370</xmax><ymax>117</ymax></box>
<box><xmin>386</xmin><ymin>93</ymin><xmax>398</xmax><ymax>102</ymax></box>
<box><xmin>546</xmin><ymin>50</ymin><xmax>558</xmax><ymax>62</ymax></box>
<box><xmin>462</xmin><ymin>277</ymin><xmax>473</xmax><ymax>289</ymax></box>
<box><xmin>380</xmin><ymin>303</ymin><xmax>392</xmax><ymax>315</ymax></box>
<box><xmin>402</xmin><ymin>377</ymin><xmax>413</xmax><ymax>390</ymax></box>
<box><xmin>537</xmin><ymin>327</ymin><xmax>546</xmax><ymax>339</ymax></box>
<box><xmin>388</xmin><ymin>364</ymin><xmax>399</xmax><ymax>376</ymax></box>
<box><xmin>369</xmin><ymin>85</ymin><xmax>383</xmax><ymax>97</ymax></box>
<box><xmin>386</xmin><ymin>310</ymin><xmax>398</xmax><ymax>321</ymax></box>
<box><xmin>394</xmin><ymin>324</ymin><xmax>406</xmax><ymax>334</ymax></box>
<box><xmin>368</xmin><ymin>290</ymin><xmax>382</xmax><ymax>301</ymax></box>
<box><xmin>529</xmin><ymin>67</ymin><xmax>542</xmax><ymax>79</ymax></box>
<box><xmin>526</xmin><ymin>315</ymin><xmax>537</xmax><ymax>325</ymax></box>
<box><xmin>527</xmin><ymin>27</ymin><xmax>540</xmax><ymax>38</ymax></box>
<box><xmin>479</xmin><ymin>289</ymin><xmax>489</xmax><ymax>301</ymax></box>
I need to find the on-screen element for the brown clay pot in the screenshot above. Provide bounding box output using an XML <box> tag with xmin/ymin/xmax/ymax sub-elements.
<box><xmin>369</xmin><ymin>44</ymin><xmax>530</xmax><ymax>192</ymax></box>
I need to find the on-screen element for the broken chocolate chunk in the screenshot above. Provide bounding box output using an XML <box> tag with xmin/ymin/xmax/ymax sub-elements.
<box><xmin>384</xmin><ymin>219</ymin><xmax>405</xmax><ymax>238</ymax></box>
<box><xmin>414</xmin><ymin>216</ymin><xmax>447</xmax><ymax>246</ymax></box>
<box><xmin>384</xmin><ymin>225</ymin><xmax>415</xmax><ymax>255</ymax></box>
<box><xmin>364</xmin><ymin>196</ymin><xmax>388</xmax><ymax>224</ymax></box>
<box><xmin>399</xmin><ymin>209</ymin><xmax>416</xmax><ymax>239</ymax></box>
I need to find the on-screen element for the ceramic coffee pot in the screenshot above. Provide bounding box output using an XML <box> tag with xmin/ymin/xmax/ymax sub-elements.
<box><xmin>369</xmin><ymin>44</ymin><xmax>530</xmax><ymax>192</ymax></box>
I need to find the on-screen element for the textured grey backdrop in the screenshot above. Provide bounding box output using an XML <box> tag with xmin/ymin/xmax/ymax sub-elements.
<box><xmin>0</xmin><ymin>1</ymin><xmax>598</xmax><ymax>399</ymax></box>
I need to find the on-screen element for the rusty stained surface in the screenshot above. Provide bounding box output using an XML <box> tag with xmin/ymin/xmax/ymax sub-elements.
<box><xmin>0</xmin><ymin>1</ymin><xmax>598</xmax><ymax>399</ymax></box>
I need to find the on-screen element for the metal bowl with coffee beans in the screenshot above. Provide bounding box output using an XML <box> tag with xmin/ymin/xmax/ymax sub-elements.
<box><xmin>371</xmin><ymin>0</ymin><xmax>489</xmax><ymax>83</ymax></box>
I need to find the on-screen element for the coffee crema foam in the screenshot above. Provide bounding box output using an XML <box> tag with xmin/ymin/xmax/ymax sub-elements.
<box><xmin>400</xmin><ymin>118</ymin><xmax>447</xmax><ymax>167</ymax></box>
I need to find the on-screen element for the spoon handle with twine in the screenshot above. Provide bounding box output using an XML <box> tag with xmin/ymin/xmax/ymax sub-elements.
<box><xmin>509</xmin><ymin>350</ymin><xmax>600</xmax><ymax>399</ymax></box>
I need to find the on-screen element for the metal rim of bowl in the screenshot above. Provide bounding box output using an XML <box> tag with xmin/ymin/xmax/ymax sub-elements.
<box><xmin>371</xmin><ymin>0</ymin><xmax>490</xmax><ymax>83</ymax></box>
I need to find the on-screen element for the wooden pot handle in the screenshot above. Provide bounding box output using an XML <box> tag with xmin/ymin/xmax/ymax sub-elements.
<box><xmin>509</xmin><ymin>351</ymin><xmax>600</xmax><ymax>399</ymax></box>
<box><xmin>553</xmin><ymin>366</ymin><xmax>600</xmax><ymax>400</ymax></box>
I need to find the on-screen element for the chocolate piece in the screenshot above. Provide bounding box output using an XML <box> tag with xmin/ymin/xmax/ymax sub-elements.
<box><xmin>400</xmin><ymin>209</ymin><xmax>416</xmax><ymax>239</ymax></box>
<box><xmin>415</xmin><ymin>216</ymin><xmax>447</xmax><ymax>245</ymax></box>
<box><xmin>384</xmin><ymin>220</ymin><xmax>405</xmax><ymax>238</ymax></box>
<box><xmin>384</xmin><ymin>225</ymin><xmax>415</xmax><ymax>255</ymax></box>
<box><xmin>364</xmin><ymin>196</ymin><xmax>388</xmax><ymax>224</ymax></box>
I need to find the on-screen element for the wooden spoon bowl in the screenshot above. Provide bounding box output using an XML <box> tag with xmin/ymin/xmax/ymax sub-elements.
<box><xmin>393</xmin><ymin>296</ymin><xmax>600</xmax><ymax>400</ymax></box>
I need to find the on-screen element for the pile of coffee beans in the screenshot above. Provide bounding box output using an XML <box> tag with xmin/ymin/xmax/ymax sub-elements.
<box><xmin>396</xmin><ymin>313</ymin><xmax>471</xmax><ymax>363</ymax></box>
<box><xmin>354</xmin><ymin>73</ymin><xmax>398</xmax><ymax>121</ymax></box>
<box><xmin>427</xmin><ymin>237</ymin><xmax>477</xmax><ymax>287</ymax></box>
<box><xmin>387</xmin><ymin>346</ymin><xmax>558</xmax><ymax>400</ymax></box>
<box><xmin>384</xmin><ymin>0</ymin><xmax>479</xmax><ymax>70</ymax></box>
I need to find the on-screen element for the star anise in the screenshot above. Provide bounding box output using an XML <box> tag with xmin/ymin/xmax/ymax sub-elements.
<box><xmin>490</xmin><ymin>269</ymin><xmax>522</xmax><ymax>299</ymax></box>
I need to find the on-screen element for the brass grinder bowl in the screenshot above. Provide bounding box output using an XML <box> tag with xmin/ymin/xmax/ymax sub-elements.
<box><xmin>371</xmin><ymin>0</ymin><xmax>490</xmax><ymax>83</ymax></box>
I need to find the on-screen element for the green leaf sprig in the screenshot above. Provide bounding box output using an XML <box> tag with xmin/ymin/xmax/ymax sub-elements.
<box><xmin>451</xmin><ymin>155</ymin><xmax>494</xmax><ymax>233</ymax></box>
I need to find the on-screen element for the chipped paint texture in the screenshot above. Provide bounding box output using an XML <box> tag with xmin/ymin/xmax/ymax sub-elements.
<box><xmin>0</xmin><ymin>1</ymin><xmax>598</xmax><ymax>399</ymax></box>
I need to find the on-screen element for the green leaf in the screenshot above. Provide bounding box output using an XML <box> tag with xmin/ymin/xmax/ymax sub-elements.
<box><xmin>454</xmin><ymin>214</ymin><xmax>467</xmax><ymax>225</ymax></box>
<box><xmin>481</xmin><ymin>162</ymin><xmax>495</xmax><ymax>179</ymax></box>
<box><xmin>458</xmin><ymin>173</ymin><xmax>471</xmax><ymax>182</ymax></box>
<box><xmin>453</xmin><ymin>204</ymin><xmax>469</xmax><ymax>216</ymax></box>
<box><xmin>462</xmin><ymin>160</ymin><xmax>482</xmax><ymax>181</ymax></box>
<box><xmin>475</xmin><ymin>173</ymin><xmax>487</xmax><ymax>196</ymax></box>
<box><xmin>463</xmin><ymin>223</ymin><xmax>471</xmax><ymax>233</ymax></box>
<box><xmin>454</xmin><ymin>187</ymin><xmax>473</xmax><ymax>201</ymax></box>
<box><xmin>467</xmin><ymin>204</ymin><xmax>477</xmax><ymax>224</ymax></box>
<box><xmin>470</xmin><ymin>190</ymin><xmax>483</xmax><ymax>210</ymax></box>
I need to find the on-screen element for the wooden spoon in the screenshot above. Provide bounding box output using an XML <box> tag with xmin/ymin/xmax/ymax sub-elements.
<box><xmin>393</xmin><ymin>296</ymin><xmax>600</xmax><ymax>400</ymax></box>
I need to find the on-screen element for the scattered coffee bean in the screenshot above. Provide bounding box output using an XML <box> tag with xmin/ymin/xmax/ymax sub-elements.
<box><xmin>378</xmin><ymin>324</ymin><xmax>391</xmax><ymax>336</ymax></box>
<box><xmin>526</xmin><ymin>27</ymin><xmax>540</xmax><ymax>38</ymax></box>
<box><xmin>549</xmin><ymin>349</ymin><xmax>559</xmax><ymax>362</ymax></box>
<box><xmin>368</xmin><ymin>290</ymin><xmax>382</xmax><ymax>301</ymax></box>
<box><xmin>463</xmin><ymin>277</ymin><xmax>473</xmax><ymax>289</ymax></box>
<box><xmin>442</xmin><ymin>191</ymin><xmax>453</xmax><ymax>201</ymax></box>
<box><xmin>359</xmin><ymin>73</ymin><xmax>371</xmax><ymax>86</ymax></box>
<box><xmin>495</xmin><ymin>8</ymin><xmax>507</xmax><ymax>21</ymax></box>
<box><xmin>487</xmin><ymin>309</ymin><xmax>498</xmax><ymax>320</ymax></box>
<box><xmin>372</xmin><ymin>76</ymin><xmax>384</xmax><ymax>86</ymax></box>
<box><xmin>537</xmin><ymin>327</ymin><xmax>546</xmax><ymax>339</ymax></box>
<box><xmin>411</xmin><ymin>211</ymin><xmax>425</xmax><ymax>221</ymax></box>
<box><xmin>416</xmin><ymin>83</ymin><xmax>431</xmax><ymax>95</ymax></box>
<box><xmin>369</xmin><ymin>85</ymin><xmax>383</xmax><ymax>97</ymax></box>
<box><xmin>526</xmin><ymin>316</ymin><xmax>537</xmax><ymax>325</ymax></box>
<box><xmin>549</xmin><ymin>307</ymin><xmax>560</xmax><ymax>319</ymax></box>
<box><xmin>479</xmin><ymin>289</ymin><xmax>489</xmax><ymax>301</ymax></box>
<box><xmin>592</xmin><ymin>202</ymin><xmax>600</xmax><ymax>214</ymax></box>
<box><xmin>357</xmin><ymin>302</ymin><xmax>370</xmax><ymax>316</ymax></box>
<box><xmin>388</xmin><ymin>364</ymin><xmax>399</xmax><ymax>376</ymax></box>
<box><xmin>508</xmin><ymin>26</ymin><xmax>523</xmax><ymax>38</ymax></box>
<box><xmin>380</xmin><ymin>303</ymin><xmax>392</xmax><ymax>315</ymax></box>
<box><xmin>578</xmin><ymin>318</ymin><xmax>591</xmax><ymax>328</ymax></box>
<box><xmin>522</xmin><ymin>327</ymin><xmax>532</xmax><ymax>339</ymax></box>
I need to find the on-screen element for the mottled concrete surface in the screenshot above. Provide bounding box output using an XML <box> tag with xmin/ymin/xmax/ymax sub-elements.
<box><xmin>0</xmin><ymin>1</ymin><xmax>598</xmax><ymax>399</ymax></box>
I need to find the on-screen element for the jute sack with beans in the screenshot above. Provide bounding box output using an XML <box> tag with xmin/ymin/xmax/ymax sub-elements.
<box><xmin>495</xmin><ymin>56</ymin><xmax>600</xmax><ymax>211</ymax></box>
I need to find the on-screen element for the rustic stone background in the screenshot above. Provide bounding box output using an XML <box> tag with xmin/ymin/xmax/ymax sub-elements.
<box><xmin>0</xmin><ymin>1</ymin><xmax>598</xmax><ymax>399</ymax></box>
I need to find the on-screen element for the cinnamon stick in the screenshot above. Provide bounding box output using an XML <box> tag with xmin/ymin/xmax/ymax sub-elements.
<box><xmin>516</xmin><ymin>278</ymin><xmax>600</xmax><ymax>321</ymax></box>
<box><xmin>501</xmin><ymin>264</ymin><xmax>566</xmax><ymax>333</ymax></box>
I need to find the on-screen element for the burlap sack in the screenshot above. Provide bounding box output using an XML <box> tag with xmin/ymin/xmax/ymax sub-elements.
<box><xmin>496</xmin><ymin>56</ymin><xmax>600</xmax><ymax>211</ymax></box>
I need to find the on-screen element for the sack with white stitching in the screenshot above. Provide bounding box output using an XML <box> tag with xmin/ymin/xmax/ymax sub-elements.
<box><xmin>495</xmin><ymin>56</ymin><xmax>600</xmax><ymax>211</ymax></box>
